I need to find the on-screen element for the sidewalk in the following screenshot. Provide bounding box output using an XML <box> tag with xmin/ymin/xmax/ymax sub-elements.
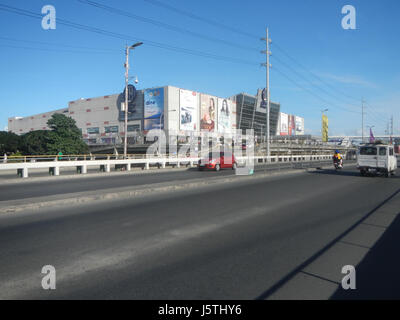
<box><xmin>331</xmin><ymin>205</ymin><xmax>400</xmax><ymax>299</ymax></box>
<box><xmin>263</xmin><ymin>187</ymin><xmax>400</xmax><ymax>300</ymax></box>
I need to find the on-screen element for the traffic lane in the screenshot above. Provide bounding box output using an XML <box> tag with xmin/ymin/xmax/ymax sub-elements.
<box><xmin>0</xmin><ymin>161</ymin><xmax>326</xmax><ymax>202</ymax></box>
<box><xmin>0</xmin><ymin>166</ymin><xmax>235</xmax><ymax>202</ymax></box>
<box><xmin>1</xmin><ymin>167</ymin><xmax>399</xmax><ymax>298</ymax></box>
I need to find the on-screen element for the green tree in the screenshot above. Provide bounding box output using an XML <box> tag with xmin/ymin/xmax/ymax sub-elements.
<box><xmin>0</xmin><ymin>131</ymin><xmax>23</xmax><ymax>155</ymax></box>
<box><xmin>46</xmin><ymin>114</ymin><xmax>88</xmax><ymax>155</ymax></box>
<box><xmin>21</xmin><ymin>130</ymin><xmax>53</xmax><ymax>155</ymax></box>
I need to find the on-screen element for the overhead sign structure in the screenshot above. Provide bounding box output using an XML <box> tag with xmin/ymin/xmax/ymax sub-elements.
<box><xmin>144</xmin><ymin>87</ymin><xmax>164</xmax><ymax>130</ymax></box>
<box><xmin>322</xmin><ymin>114</ymin><xmax>329</xmax><ymax>142</ymax></box>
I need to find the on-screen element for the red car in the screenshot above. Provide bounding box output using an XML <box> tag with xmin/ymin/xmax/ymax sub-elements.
<box><xmin>198</xmin><ymin>152</ymin><xmax>237</xmax><ymax>171</ymax></box>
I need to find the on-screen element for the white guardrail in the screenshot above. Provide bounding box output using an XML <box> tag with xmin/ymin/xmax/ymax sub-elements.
<box><xmin>0</xmin><ymin>154</ymin><xmax>333</xmax><ymax>178</ymax></box>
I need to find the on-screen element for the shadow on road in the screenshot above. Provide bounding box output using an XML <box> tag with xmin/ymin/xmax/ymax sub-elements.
<box><xmin>331</xmin><ymin>213</ymin><xmax>400</xmax><ymax>300</ymax></box>
<box><xmin>310</xmin><ymin>168</ymin><xmax>400</xmax><ymax>179</ymax></box>
<box><xmin>255</xmin><ymin>187</ymin><xmax>400</xmax><ymax>300</ymax></box>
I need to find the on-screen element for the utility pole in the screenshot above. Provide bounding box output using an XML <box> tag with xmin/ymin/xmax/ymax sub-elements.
<box><xmin>390</xmin><ymin>115</ymin><xmax>394</xmax><ymax>144</ymax></box>
<box><xmin>123</xmin><ymin>42</ymin><xmax>142</xmax><ymax>159</ymax></box>
<box><xmin>391</xmin><ymin>115</ymin><xmax>393</xmax><ymax>136</ymax></box>
<box><xmin>124</xmin><ymin>45</ymin><xmax>129</xmax><ymax>159</ymax></box>
<box><xmin>361</xmin><ymin>98</ymin><xmax>365</xmax><ymax>144</ymax></box>
<box><xmin>261</xmin><ymin>28</ymin><xmax>271</xmax><ymax>157</ymax></box>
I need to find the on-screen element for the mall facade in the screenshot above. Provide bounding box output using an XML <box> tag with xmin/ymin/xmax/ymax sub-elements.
<box><xmin>8</xmin><ymin>85</ymin><xmax>305</xmax><ymax>145</ymax></box>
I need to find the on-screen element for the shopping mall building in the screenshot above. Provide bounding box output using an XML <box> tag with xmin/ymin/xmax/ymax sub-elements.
<box><xmin>8</xmin><ymin>85</ymin><xmax>305</xmax><ymax>145</ymax></box>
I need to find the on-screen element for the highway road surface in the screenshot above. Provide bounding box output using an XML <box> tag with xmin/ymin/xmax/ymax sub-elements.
<box><xmin>0</xmin><ymin>161</ymin><xmax>325</xmax><ymax>202</ymax></box>
<box><xmin>0</xmin><ymin>165</ymin><xmax>399</xmax><ymax>299</ymax></box>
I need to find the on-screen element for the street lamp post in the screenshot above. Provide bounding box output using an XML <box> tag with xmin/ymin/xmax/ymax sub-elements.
<box><xmin>124</xmin><ymin>42</ymin><xmax>143</xmax><ymax>159</ymax></box>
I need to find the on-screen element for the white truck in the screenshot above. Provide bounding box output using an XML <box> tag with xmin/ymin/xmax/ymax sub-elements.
<box><xmin>357</xmin><ymin>143</ymin><xmax>397</xmax><ymax>177</ymax></box>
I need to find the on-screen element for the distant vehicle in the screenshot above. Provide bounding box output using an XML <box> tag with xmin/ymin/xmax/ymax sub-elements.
<box><xmin>357</xmin><ymin>143</ymin><xmax>397</xmax><ymax>177</ymax></box>
<box><xmin>333</xmin><ymin>160</ymin><xmax>343</xmax><ymax>170</ymax></box>
<box><xmin>198</xmin><ymin>152</ymin><xmax>237</xmax><ymax>171</ymax></box>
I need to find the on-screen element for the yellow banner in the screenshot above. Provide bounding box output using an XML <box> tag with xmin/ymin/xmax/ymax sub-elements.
<box><xmin>322</xmin><ymin>115</ymin><xmax>329</xmax><ymax>142</ymax></box>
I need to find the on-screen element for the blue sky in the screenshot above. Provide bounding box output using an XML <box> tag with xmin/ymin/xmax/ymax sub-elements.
<box><xmin>0</xmin><ymin>0</ymin><xmax>399</xmax><ymax>136</ymax></box>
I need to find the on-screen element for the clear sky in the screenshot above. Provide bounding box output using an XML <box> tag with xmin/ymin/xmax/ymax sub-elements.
<box><xmin>0</xmin><ymin>0</ymin><xmax>399</xmax><ymax>136</ymax></box>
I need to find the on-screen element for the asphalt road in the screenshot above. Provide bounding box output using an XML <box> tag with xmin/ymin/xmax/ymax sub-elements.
<box><xmin>0</xmin><ymin>161</ymin><xmax>329</xmax><ymax>202</ymax></box>
<box><xmin>0</xmin><ymin>165</ymin><xmax>399</xmax><ymax>299</ymax></box>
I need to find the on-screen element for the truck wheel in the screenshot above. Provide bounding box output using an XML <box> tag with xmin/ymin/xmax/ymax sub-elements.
<box><xmin>360</xmin><ymin>170</ymin><xmax>365</xmax><ymax>176</ymax></box>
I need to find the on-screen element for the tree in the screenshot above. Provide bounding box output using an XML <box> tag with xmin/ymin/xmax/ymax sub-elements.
<box><xmin>46</xmin><ymin>114</ymin><xmax>89</xmax><ymax>154</ymax></box>
<box><xmin>0</xmin><ymin>131</ymin><xmax>23</xmax><ymax>155</ymax></box>
<box><xmin>21</xmin><ymin>130</ymin><xmax>52</xmax><ymax>155</ymax></box>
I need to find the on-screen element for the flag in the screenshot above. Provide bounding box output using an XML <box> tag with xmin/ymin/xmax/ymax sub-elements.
<box><xmin>322</xmin><ymin>115</ymin><xmax>328</xmax><ymax>142</ymax></box>
<box><xmin>369</xmin><ymin>128</ymin><xmax>375</xmax><ymax>143</ymax></box>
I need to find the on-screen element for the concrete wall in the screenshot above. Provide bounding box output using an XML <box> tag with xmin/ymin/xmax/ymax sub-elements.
<box><xmin>8</xmin><ymin>108</ymin><xmax>68</xmax><ymax>134</ymax></box>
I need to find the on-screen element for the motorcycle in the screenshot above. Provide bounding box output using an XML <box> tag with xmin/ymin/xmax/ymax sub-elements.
<box><xmin>333</xmin><ymin>159</ymin><xmax>343</xmax><ymax>170</ymax></box>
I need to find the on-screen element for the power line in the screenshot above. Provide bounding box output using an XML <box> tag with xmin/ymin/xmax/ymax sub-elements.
<box><xmin>271</xmin><ymin>66</ymin><xmax>360</xmax><ymax>114</ymax></box>
<box><xmin>77</xmin><ymin>0</ymin><xmax>260</xmax><ymax>52</ymax></box>
<box><xmin>272</xmin><ymin>42</ymin><xmax>362</xmax><ymax>104</ymax></box>
<box><xmin>0</xmin><ymin>35</ymin><xmax>121</xmax><ymax>52</ymax></box>
<box><xmin>0</xmin><ymin>4</ymin><xmax>260</xmax><ymax>66</ymax></box>
<box><xmin>272</xmin><ymin>53</ymin><xmax>360</xmax><ymax>113</ymax></box>
<box><xmin>0</xmin><ymin>43</ymin><xmax>121</xmax><ymax>55</ymax></box>
<box><xmin>142</xmin><ymin>0</ymin><xmax>371</xmax><ymax>110</ymax></box>
<box><xmin>143</xmin><ymin>0</ymin><xmax>259</xmax><ymax>39</ymax></box>
<box><xmin>144</xmin><ymin>0</ymin><xmax>374</xmax><ymax>109</ymax></box>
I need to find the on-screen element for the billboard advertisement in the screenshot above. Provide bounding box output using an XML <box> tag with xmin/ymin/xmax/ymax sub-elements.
<box><xmin>144</xmin><ymin>88</ymin><xmax>164</xmax><ymax>130</ymax></box>
<box><xmin>322</xmin><ymin>115</ymin><xmax>329</xmax><ymax>142</ymax></box>
<box><xmin>231</xmin><ymin>100</ymin><xmax>237</xmax><ymax>132</ymax></box>
<box><xmin>180</xmin><ymin>89</ymin><xmax>198</xmax><ymax>131</ymax></box>
<box><xmin>200</xmin><ymin>94</ymin><xmax>216</xmax><ymax>132</ymax></box>
<box><xmin>279</xmin><ymin>112</ymin><xmax>288</xmax><ymax>136</ymax></box>
<box><xmin>295</xmin><ymin>116</ymin><xmax>305</xmax><ymax>135</ymax></box>
<box><xmin>217</xmin><ymin>98</ymin><xmax>231</xmax><ymax>133</ymax></box>
<box><xmin>288</xmin><ymin>115</ymin><xmax>296</xmax><ymax>136</ymax></box>
<box><xmin>255</xmin><ymin>88</ymin><xmax>267</xmax><ymax>113</ymax></box>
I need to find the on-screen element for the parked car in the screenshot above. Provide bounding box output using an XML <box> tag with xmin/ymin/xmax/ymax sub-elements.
<box><xmin>357</xmin><ymin>143</ymin><xmax>397</xmax><ymax>177</ymax></box>
<box><xmin>198</xmin><ymin>152</ymin><xmax>237</xmax><ymax>171</ymax></box>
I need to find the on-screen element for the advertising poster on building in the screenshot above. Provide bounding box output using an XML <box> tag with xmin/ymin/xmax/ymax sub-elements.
<box><xmin>231</xmin><ymin>100</ymin><xmax>237</xmax><ymax>132</ymax></box>
<box><xmin>322</xmin><ymin>115</ymin><xmax>329</xmax><ymax>142</ymax></box>
<box><xmin>288</xmin><ymin>115</ymin><xmax>296</xmax><ymax>136</ymax></box>
<box><xmin>255</xmin><ymin>88</ymin><xmax>267</xmax><ymax>113</ymax></box>
<box><xmin>180</xmin><ymin>89</ymin><xmax>198</xmax><ymax>131</ymax></box>
<box><xmin>200</xmin><ymin>94</ymin><xmax>216</xmax><ymax>132</ymax></box>
<box><xmin>295</xmin><ymin>116</ymin><xmax>305</xmax><ymax>135</ymax></box>
<box><xmin>217</xmin><ymin>98</ymin><xmax>231</xmax><ymax>133</ymax></box>
<box><xmin>279</xmin><ymin>112</ymin><xmax>288</xmax><ymax>136</ymax></box>
<box><xmin>144</xmin><ymin>88</ymin><xmax>164</xmax><ymax>130</ymax></box>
